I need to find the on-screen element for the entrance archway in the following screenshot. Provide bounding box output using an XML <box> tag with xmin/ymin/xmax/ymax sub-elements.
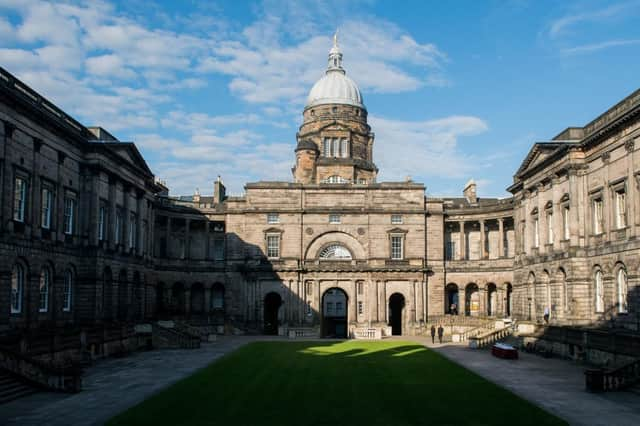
<box><xmin>487</xmin><ymin>283</ymin><xmax>497</xmax><ymax>316</ymax></box>
<box><xmin>389</xmin><ymin>293</ymin><xmax>405</xmax><ymax>336</ymax></box>
<box><xmin>322</xmin><ymin>288</ymin><xmax>348</xmax><ymax>338</ymax></box>
<box><xmin>465</xmin><ymin>283</ymin><xmax>479</xmax><ymax>316</ymax></box>
<box><xmin>445</xmin><ymin>283</ymin><xmax>459</xmax><ymax>315</ymax></box>
<box><xmin>264</xmin><ymin>292</ymin><xmax>282</xmax><ymax>335</ymax></box>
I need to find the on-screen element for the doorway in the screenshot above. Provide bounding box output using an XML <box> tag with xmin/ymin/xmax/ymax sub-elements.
<box><xmin>322</xmin><ymin>288</ymin><xmax>348</xmax><ymax>338</ymax></box>
<box><xmin>389</xmin><ymin>293</ymin><xmax>405</xmax><ymax>336</ymax></box>
<box><xmin>264</xmin><ymin>292</ymin><xmax>282</xmax><ymax>335</ymax></box>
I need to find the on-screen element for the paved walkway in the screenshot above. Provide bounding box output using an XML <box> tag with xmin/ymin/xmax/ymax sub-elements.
<box><xmin>0</xmin><ymin>336</ymin><xmax>265</xmax><ymax>426</ymax></box>
<box><xmin>413</xmin><ymin>338</ymin><xmax>640</xmax><ymax>426</ymax></box>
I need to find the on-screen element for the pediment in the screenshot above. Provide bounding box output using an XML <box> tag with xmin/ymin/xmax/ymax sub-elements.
<box><xmin>104</xmin><ymin>142</ymin><xmax>153</xmax><ymax>176</ymax></box>
<box><xmin>515</xmin><ymin>142</ymin><xmax>565</xmax><ymax>177</ymax></box>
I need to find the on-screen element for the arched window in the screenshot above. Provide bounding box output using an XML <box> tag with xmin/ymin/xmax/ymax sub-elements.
<box><xmin>319</xmin><ymin>244</ymin><xmax>352</xmax><ymax>260</ymax></box>
<box><xmin>11</xmin><ymin>264</ymin><xmax>24</xmax><ymax>314</ymax></box>
<box><xmin>63</xmin><ymin>269</ymin><xmax>73</xmax><ymax>312</ymax></box>
<box><xmin>39</xmin><ymin>267</ymin><xmax>50</xmax><ymax>313</ymax></box>
<box><xmin>617</xmin><ymin>268</ymin><xmax>628</xmax><ymax>314</ymax></box>
<box><xmin>322</xmin><ymin>175</ymin><xmax>348</xmax><ymax>184</ymax></box>
<box><xmin>594</xmin><ymin>269</ymin><xmax>604</xmax><ymax>313</ymax></box>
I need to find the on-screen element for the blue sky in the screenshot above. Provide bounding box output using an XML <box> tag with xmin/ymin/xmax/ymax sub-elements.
<box><xmin>1</xmin><ymin>0</ymin><xmax>639</xmax><ymax>197</ymax></box>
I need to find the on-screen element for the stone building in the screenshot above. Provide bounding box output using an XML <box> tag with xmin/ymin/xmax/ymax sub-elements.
<box><xmin>0</xmin><ymin>37</ymin><xmax>638</xmax><ymax>345</ymax></box>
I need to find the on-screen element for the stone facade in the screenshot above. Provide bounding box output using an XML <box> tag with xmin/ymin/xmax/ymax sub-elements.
<box><xmin>1</xmin><ymin>57</ymin><xmax>639</xmax><ymax>342</ymax></box>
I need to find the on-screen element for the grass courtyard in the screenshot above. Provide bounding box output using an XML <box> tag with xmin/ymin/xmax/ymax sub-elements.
<box><xmin>107</xmin><ymin>341</ymin><xmax>566</xmax><ymax>426</ymax></box>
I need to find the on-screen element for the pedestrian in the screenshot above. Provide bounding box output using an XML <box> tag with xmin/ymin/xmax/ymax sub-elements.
<box><xmin>451</xmin><ymin>303</ymin><xmax>457</xmax><ymax>315</ymax></box>
<box><xmin>430</xmin><ymin>324</ymin><xmax>436</xmax><ymax>343</ymax></box>
<box><xmin>437</xmin><ymin>324</ymin><xmax>444</xmax><ymax>343</ymax></box>
<box><xmin>543</xmin><ymin>306</ymin><xmax>550</xmax><ymax>324</ymax></box>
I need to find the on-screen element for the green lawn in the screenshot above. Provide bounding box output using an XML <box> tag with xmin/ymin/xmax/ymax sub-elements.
<box><xmin>108</xmin><ymin>341</ymin><xmax>566</xmax><ymax>426</ymax></box>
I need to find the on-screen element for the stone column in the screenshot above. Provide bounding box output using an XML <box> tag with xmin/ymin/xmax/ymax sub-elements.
<box><xmin>480</xmin><ymin>220</ymin><xmax>486</xmax><ymax>259</ymax></box>
<box><xmin>165</xmin><ymin>217</ymin><xmax>171</xmax><ymax>258</ymax></box>
<box><xmin>498</xmin><ymin>218</ymin><xmax>505</xmax><ymax>258</ymax></box>
<box><xmin>459</xmin><ymin>221</ymin><xmax>466</xmax><ymax>260</ymax></box>
<box><xmin>185</xmin><ymin>219</ymin><xmax>191</xmax><ymax>259</ymax></box>
<box><xmin>184</xmin><ymin>288</ymin><xmax>191</xmax><ymax>315</ymax></box>
<box><xmin>205</xmin><ymin>221</ymin><xmax>211</xmax><ymax>259</ymax></box>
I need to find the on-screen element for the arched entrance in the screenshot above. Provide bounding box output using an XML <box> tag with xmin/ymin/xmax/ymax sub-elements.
<box><xmin>506</xmin><ymin>283</ymin><xmax>513</xmax><ymax>317</ymax></box>
<box><xmin>465</xmin><ymin>283</ymin><xmax>479</xmax><ymax>316</ymax></box>
<box><xmin>211</xmin><ymin>283</ymin><xmax>225</xmax><ymax>326</ymax></box>
<box><xmin>264</xmin><ymin>292</ymin><xmax>282</xmax><ymax>335</ymax></box>
<box><xmin>322</xmin><ymin>288</ymin><xmax>348</xmax><ymax>338</ymax></box>
<box><xmin>389</xmin><ymin>293</ymin><xmax>405</xmax><ymax>336</ymax></box>
<box><xmin>191</xmin><ymin>283</ymin><xmax>205</xmax><ymax>314</ymax></box>
<box><xmin>487</xmin><ymin>283</ymin><xmax>497</xmax><ymax>316</ymax></box>
<box><xmin>445</xmin><ymin>283</ymin><xmax>459</xmax><ymax>315</ymax></box>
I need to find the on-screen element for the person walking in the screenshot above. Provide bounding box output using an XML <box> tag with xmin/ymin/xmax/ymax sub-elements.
<box><xmin>543</xmin><ymin>306</ymin><xmax>550</xmax><ymax>324</ymax></box>
<box><xmin>430</xmin><ymin>324</ymin><xmax>436</xmax><ymax>343</ymax></box>
<box><xmin>437</xmin><ymin>324</ymin><xmax>444</xmax><ymax>343</ymax></box>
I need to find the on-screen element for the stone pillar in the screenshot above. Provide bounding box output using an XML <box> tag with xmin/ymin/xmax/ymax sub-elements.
<box><xmin>459</xmin><ymin>221</ymin><xmax>466</xmax><ymax>260</ymax></box>
<box><xmin>480</xmin><ymin>220</ymin><xmax>486</xmax><ymax>259</ymax></box>
<box><xmin>205</xmin><ymin>221</ymin><xmax>211</xmax><ymax>259</ymax></box>
<box><xmin>498</xmin><ymin>218</ymin><xmax>505</xmax><ymax>258</ymax></box>
<box><xmin>185</xmin><ymin>288</ymin><xmax>191</xmax><ymax>315</ymax></box>
<box><xmin>185</xmin><ymin>219</ymin><xmax>191</xmax><ymax>259</ymax></box>
<box><xmin>348</xmin><ymin>282</ymin><xmax>356</xmax><ymax>325</ymax></box>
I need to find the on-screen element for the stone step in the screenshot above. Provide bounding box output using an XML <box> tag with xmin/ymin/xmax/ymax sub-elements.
<box><xmin>0</xmin><ymin>371</ymin><xmax>39</xmax><ymax>405</ymax></box>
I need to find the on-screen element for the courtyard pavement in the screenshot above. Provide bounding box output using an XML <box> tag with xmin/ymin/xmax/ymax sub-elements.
<box><xmin>415</xmin><ymin>337</ymin><xmax>640</xmax><ymax>426</ymax></box>
<box><xmin>1</xmin><ymin>336</ymin><xmax>638</xmax><ymax>426</ymax></box>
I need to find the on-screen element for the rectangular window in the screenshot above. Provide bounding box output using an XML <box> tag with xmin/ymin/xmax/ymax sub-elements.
<box><xmin>533</xmin><ymin>217</ymin><xmax>539</xmax><ymax>248</ymax></box>
<box><xmin>13</xmin><ymin>177</ymin><xmax>27</xmax><ymax>222</ymax></box>
<box><xmin>323</xmin><ymin>138</ymin><xmax>331</xmax><ymax>157</ymax></box>
<box><xmin>615</xmin><ymin>190</ymin><xmax>626</xmax><ymax>229</ymax></box>
<box><xmin>98</xmin><ymin>205</ymin><xmax>106</xmax><ymax>241</ymax></box>
<box><xmin>41</xmin><ymin>187</ymin><xmax>52</xmax><ymax>229</ymax></box>
<box><xmin>340</xmin><ymin>139</ymin><xmax>349</xmax><ymax>158</ymax></box>
<box><xmin>329</xmin><ymin>214</ymin><xmax>341</xmax><ymax>224</ymax></box>
<box><xmin>546</xmin><ymin>211</ymin><xmax>554</xmax><ymax>244</ymax></box>
<box><xmin>266</xmin><ymin>234</ymin><xmax>280</xmax><ymax>258</ymax></box>
<box><xmin>267</xmin><ymin>213</ymin><xmax>279</xmax><ymax>224</ymax></box>
<box><xmin>213</xmin><ymin>237</ymin><xmax>225</xmax><ymax>260</ymax></box>
<box><xmin>115</xmin><ymin>209</ymin><xmax>123</xmax><ymax>244</ymax></box>
<box><xmin>327</xmin><ymin>302</ymin><xmax>334</xmax><ymax>314</ymax></box>
<box><xmin>391</xmin><ymin>214</ymin><xmax>403</xmax><ymax>224</ymax></box>
<box><xmin>129</xmin><ymin>213</ymin><xmax>137</xmax><ymax>249</ymax></box>
<box><xmin>391</xmin><ymin>235</ymin><xmax>404</xmax><ymax>260</ymax></box>
<box><xmin>358</xmin><ymin>300</ymin><xmax>364</xmax><ymax>315</ymax></box>
<box><xmin>562</xmin><ymin>206</ymin><xmax>570</xmax><ymax>240</ymax></box>
<box><xmin>336</xmin><ymin>301</ymin><xmax>343</xmax><ymax>314</ymax></box>
<box><xmin>593</xmin><ymin>198</ymin><xmax>603</xmax><ymax>234</ymax></box>
<box><xmin>39</xmin><ymin>271</ymin><xmax>49</xmax><ymax>313</ymax></box>
<box><xmin>332</xmin><ymin>138</ymin><xmax>340</xmax><ymax>157</ymax></box>
<box><xmin>63</xmin><ymin>196</ymin><xmax>76</xmax><ymax>235</ymax></box>
<box><xmin>445</xmin><ymin>241</ymin><xmax>456</xmax><ymax>261</ymax></box>
<box><xmin>357</xmin><ymin>281</ymin><xmax>364</xmax><ymax>295</ymax></box>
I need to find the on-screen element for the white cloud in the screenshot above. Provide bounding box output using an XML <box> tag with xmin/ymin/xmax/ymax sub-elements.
<box><xmin>548</xmin><ymin>1</ymin><xmax>639</xmax><ymax>38</ymax></box>
<box><xmin>85</xmin><ymin>54</ymin><xmax>136</xmax><ymax>79</ymax></box>
<box><xmin>561</xmin><ymin>38</ymin><xmax>640</xmax><ymax>54</ymax></box>
<box><xmin>371</xmin><ymin>115</ymin><xmax>489</xmax><ymax>181</ymax></box>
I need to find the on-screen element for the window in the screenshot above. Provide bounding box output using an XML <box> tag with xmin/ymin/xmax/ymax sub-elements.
<box><xmin>323</xmin><ymin>175</ymin><xmax>348</xmax><ymax>184</ymax></box>
<box><xmin>391</xmin><ymin>235</ymin><xmax>404</xmax><ymax>260</ymax></box>
<box><xmin>213</xmin><ymin>237</ymin><xmax>225</xmax><ymax>260</ymax></box>
<box><xmin>322</xmin><ymin>137</ymin><xmax>349</xmax><ymax>158</ymax></box>
<box><xmin>593</xmin><ymin>198</ymin><xmax>603</xmax><ymax>234</ymax></box>
<box><xmin>340</xmin><ymin>139</ymin><xmax>349</xmax><ymax>157</ymax></box>
<box><xmin>329</xmin><ymin>214</ymin><xmax>341</xmax><ymax>224</ymax></box>
<box><xmin>615</xmin><ymin>190</ymin><xmax>626</xmax><ymax>229</ymax></box>
<box><xmin>391</xmin><ymin>214</ymin><xmax>403</xmax><ymax>224</ymax></box>
<box><xmin>546</xmin><ymin>210</ymin><xmax>554</xmax><ymax>244</ymax></box>
<box><xmin>266</xmin><ymin>234</ymin><xmax>280</xmax><ymax>258</ymax></box>
<box><xmin>63</xmin><ymin>196</ymin><xmax>76</xmax><ymax>235</ymax></box>
<box><xmin>39</xmin><ymin>268</ymin><xmax>50</xmax><ymax>312</ymax></box>
<box><xmin>267</xmin><ymin>213</ymin><xmax>279</xmax><ymax>224</ymax></box>
<box><xmin>327</xmin><ymin>302</ymin><xmax>334</xmax><ymax>314</ymax></box>
<box><xmin>115</xmin><ymin>209</ymin><xmax>123</xmax><ymax>244</ymax></box>
<box><xmin>332</xmin><ymin>138</ymin><xmax>340</xmax><ymax>157</ymax></box>
<box><xmin>336</xmin><ymin>301</ymin><xmax>343</xmax><ymax>314</ymax></box>
<box><xmin>319</xmin><ymin>244</ymin><xmax>351</xmax><ymax>260</ymax></box>
<box><xmin>11</xmin><ymin>264</ymin><xmax>24</xmax><ymax>314</ymax></box>
<box><xmin>445</xmin><ymin>241</ymin><xmax>456</xmax><ymax>261</ymax></box>
<box><xmin>128</xmin><ymin>213</ymin><xmax>137</xmax><ymax>249</ymax></box>
<box><xmin>13</xmin><ymin>177</ymin><xmax>27</xmax><ymax>222</ymax></box>
<box><xmin>533</xmin><ymin>216</ymin><xmax>539</xmax><ymax>248</ymax></box>
<box><xmin>358</xmin><ymin>300</ymin><xmax>364</xmax><ymax>315</ymax></box>
<box><xmin>357</xmin><ymin>281</ymin><xmax>364</xmax><ymax>295</ymax></box>
<box><xmin>212</xmin><ymin>286</ymin><xmax>224</xmax><ymax>309</ymax></box>
<box><xmin>63</xmin><ymin>269</ymin><xmax>73</xmax><ymax>311</ymax></box>
<box><xmin>323</xmin><ymin>138</ymin><xmax>331</xmax><ymax>157</ymax></box>
<box><xmin>562</xmin><ymin>205</ymin><xmax>570</xmax><ymax>240</ymax></box>
<box><xmin>595</xmin><ymin>269</ymin><xmax>604</xmax><ymax>313</ymax></box>
<box><xmin>98</xmin><ymin>205</ymin><xmax>107</xmax><ymax>241</ymax></box>
<box><xmin>617</xmin><ymin>268</ymin><xmax>628</xmax><ymax>313</ymax></box>
<box><xmin>41</xmin><ymin>188</ymin><xmax>52</xmax><ymax>229</ymax></box>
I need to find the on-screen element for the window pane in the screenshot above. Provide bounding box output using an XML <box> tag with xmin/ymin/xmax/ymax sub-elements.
<box><xmin>391</xmin><ymin>236</ymin><xmax>403</xmax><ymax>259</ymax></box>
<box><xmin>63</xmin><ymin>271</ymin><xmax>72</xmax><ymax>311</ymax></box>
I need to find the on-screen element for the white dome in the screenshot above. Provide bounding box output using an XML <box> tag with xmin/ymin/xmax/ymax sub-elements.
<box><xmin>305</xmin><ymin>35</ymin><xmax>365</xmax><ymax>109</ymax></box>
<box><xmin>306</xmin><ymin>71</ymin><xmax>364</xmax><ymax>109</ymax></box>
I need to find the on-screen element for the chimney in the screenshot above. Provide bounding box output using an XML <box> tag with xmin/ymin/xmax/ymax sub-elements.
<box><xmin>463</xmin><ymin>179</ymin><xmax>477</xmax><ymax>204</ymax></box>
<box><xmin>214</xmin><ymin>176</ymin><xmax>226</xmax><ymax>204</ymax></box>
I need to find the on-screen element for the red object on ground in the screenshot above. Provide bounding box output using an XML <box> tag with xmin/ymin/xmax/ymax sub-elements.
<box><xmin>492</xmin><ymin>343</ymin><xmax>518</xmax><ymax>359</ymax></box>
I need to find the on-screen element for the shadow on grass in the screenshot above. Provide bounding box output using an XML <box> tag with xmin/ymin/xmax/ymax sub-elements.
<box><xmin>107</xmin><ymin>340</ymin><xmax>567</xmax><ymax>426</ymax></box>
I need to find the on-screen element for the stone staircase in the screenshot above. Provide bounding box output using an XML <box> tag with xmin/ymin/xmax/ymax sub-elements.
<box><xmin>0</xmin><ymin>369</ymin><xmax>39</xmax><ymax>404</ymax></box>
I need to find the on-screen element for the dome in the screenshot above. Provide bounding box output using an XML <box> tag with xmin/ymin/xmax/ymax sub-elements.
<box><xmin>306</xmin><ymin>72</ymin><xmax>363</xmax><ymax>109</ymax></box>
<box><xmin>305</xmin><ymin>34</ymin><xmax>364</xmax><ymax>109</ymax></box>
